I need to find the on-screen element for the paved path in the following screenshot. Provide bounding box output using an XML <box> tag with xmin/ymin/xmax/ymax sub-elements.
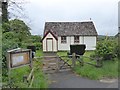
<box><xmin>48</xmin><ymin>70</ymin><xmax>118</xmax><ymax>88</ymax></box>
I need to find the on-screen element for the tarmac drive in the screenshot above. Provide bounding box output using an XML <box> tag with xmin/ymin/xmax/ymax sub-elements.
<box><xmin>48</xmin><ymin>70</ymin><xmax>118</xmax><ymax>88</ymax></box>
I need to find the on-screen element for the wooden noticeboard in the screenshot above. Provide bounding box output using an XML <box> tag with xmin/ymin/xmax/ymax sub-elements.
<box><xmin>7</xmin><ymin>48</ymin><xmax>32</xmax><ymax>69</ymax></box>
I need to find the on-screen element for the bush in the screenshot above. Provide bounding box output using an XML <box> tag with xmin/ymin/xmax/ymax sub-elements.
<box><xmin>114</xmin><ymin>45</ymin><xmax>120</xmax><ymax>58</ymax></box>
<box><xmin>33</xmin><ymin>42</ymin><xmax>42</xmax><ymax>50</ymax></box>
<box><xmin>95</xmin><ymin>39</ymin><xmax>116</xmax><ymax>60</ymax></box>
<box><xmin>2</xmin><ymin>37</ymin><xmax>18</xmax><ymax>81</ymax></box>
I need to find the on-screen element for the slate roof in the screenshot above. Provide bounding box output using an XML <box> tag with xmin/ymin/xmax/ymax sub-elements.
<box><xmin>44</xmin><ymin>21</ymin><xmax>98</xmax><ymax>36</ymax></box>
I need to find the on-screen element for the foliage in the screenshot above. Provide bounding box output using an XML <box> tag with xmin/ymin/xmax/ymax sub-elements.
<box><xmin>113</xmin><ymin>36</ymin><xmax>120</xmax><ymax>58</ymax></box>
<box><xmin>95</xmin><ymin>37</ymin><xmax>117</xmax><ymax>60</ymax></box>
<box><xmin>3</xmin><ymin>19</ymin><xmax>31</xmax><ymax>46</ymax></box>
<box><xmin>2</xmin><ymin>19</ymin><xmax>31</xmax><ymax>57</ymax></box>
<box><xmin>97</xmin><ymin>35</ymin><xmax>115</xmax><ymax>41</ymax></box>
<box><xmin>113</xmin><ymin>45</ymin><xmax>120</xmax><ymax>59</ymax></box>
<box><xmin>30</xmin><ymin>35</ymin><xmax>42</xmax><ymax>50</ymax></box>
<box><xmin>2</xmin><ymin>32</ymin><xmax>18</xmax><ymax>81</ymax></box>
<box><xmin>21</xmin><ymin>35</ymin><xmax>42</xmax><ymax>50</ymax></box>
<box><xmin>2</xmin><ymin>19</ymin><xmax>31</xmax><ymax>81</ymax></box>
<box><xmin>2</xmin><ymin>19</ymin><xmax>44</xmax><ymax>88</ymax></box>
<box><xmin>31</xmin><ymin>35</ymin><xmax>42</xmax><ymax>43</ymax></box>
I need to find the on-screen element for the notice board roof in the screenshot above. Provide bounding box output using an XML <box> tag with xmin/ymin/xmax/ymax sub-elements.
<box><xmin>7</xmin><ymin>48</ymin><xmax>31</xmax><ymax>53</ymax></box>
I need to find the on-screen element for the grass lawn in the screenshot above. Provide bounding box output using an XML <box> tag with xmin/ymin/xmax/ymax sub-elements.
<box><xmin>57</xmin><ymin>51</ymin><xmax>118</xmax><ymax>80</ymax></box>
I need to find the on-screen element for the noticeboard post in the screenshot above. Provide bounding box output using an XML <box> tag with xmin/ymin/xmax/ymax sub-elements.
<box><xmin>7</xmin><ymin>48</ymin><xmax>33</xmax><ymax>83</ymax></box>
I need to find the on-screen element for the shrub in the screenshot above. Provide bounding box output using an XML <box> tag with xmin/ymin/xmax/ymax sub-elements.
<box><xmin>95</xmin><ymin>39</ymin><xmax>116</xmax><ymax>60</ymax></box>
<box><xmin>32</xmin><ymin>42</ymin><xmax>42</xmax><ymax>50</ymax></box>
<box><xmin>2</xmin><ymin>37</ymin><xmax>18</xmax><ymax>81</ymax></box>
<box><xmin>35</xmin><ymin>42</ymin><xmax>42</xmax><ymax>50</ymax></box>
<box><xmin>113</xmin><ymin>45</ymin><xmax>120</xmax><ymax>58</ymax></box>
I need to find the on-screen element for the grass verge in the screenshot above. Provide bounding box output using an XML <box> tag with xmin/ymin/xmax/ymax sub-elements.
<box><xmin>57</xmin><ymin>51</ymin><xmax>118</xmax><ymax>80</ymax></box>
<box><xmin>73</xmin><ymin>59</ymin><xmax>118</xmax><ymax>80</ymax></box>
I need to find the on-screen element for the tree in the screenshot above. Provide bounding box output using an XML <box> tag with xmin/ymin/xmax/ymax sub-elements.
<box><xmin>3</xmin><ymin>19</ymin><xmax>31</xmax><ymax>46</ymax></box>
<box><xmin>30</xmin><ymin>35</ymin><xmax>42</xmax><ymax>50</ymax></box>
<box><xmin>2</xmin><ymin>0</ymin><xmax>30</xmax><ymax>24</ymax></box>
<box><xmin>31</xmin><ymin>35</ymin><xmax>42</xmax><ymax>43</ymax></box>
<box><xmin>2</xmin><ymin>0</ymin><xmax>31</xmax><ymax>83</ymax></box>
<box><xmin>2</xmin><ymin>1</ymin><xmax>8</xmax><ymax>23</ymax></box>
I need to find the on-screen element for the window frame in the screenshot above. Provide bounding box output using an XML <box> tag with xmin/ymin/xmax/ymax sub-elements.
<box><xmin>61</xmin><ymin>36</ymin><xmax>67</xmax><ymax>43</ymax></box>
<box><xmin>74</xmin><ymin>36</ymin><xmax>79</xmax><ymax>43</ymax></box>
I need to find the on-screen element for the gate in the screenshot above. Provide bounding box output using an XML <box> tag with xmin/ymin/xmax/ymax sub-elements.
<box><xmin>34</xmin><ymin>55</ymin><xmax>73</xmax><ymax>74</ymax></box>
<box><xmin>34</xmin><ymin>53</ymin><xmax>103</xmax><ymax>74</ymax></box>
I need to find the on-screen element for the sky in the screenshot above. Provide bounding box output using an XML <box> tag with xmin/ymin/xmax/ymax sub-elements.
<box><xmin>23</xmin><ymin>0</ymin><xmax>119</xmax><ymax>36</ymax></box>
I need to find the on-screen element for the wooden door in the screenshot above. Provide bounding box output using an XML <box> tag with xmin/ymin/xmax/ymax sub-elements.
<box><xmin>47</xmin><ymin>38</ymin><xmax>53</xmax><ymax>51</ymax></box>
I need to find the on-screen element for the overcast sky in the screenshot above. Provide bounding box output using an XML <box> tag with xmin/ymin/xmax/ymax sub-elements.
<box><xmin>23</xmin><ymin>0</ymin><xmax>119</xmax><ymax>36</ymax></box>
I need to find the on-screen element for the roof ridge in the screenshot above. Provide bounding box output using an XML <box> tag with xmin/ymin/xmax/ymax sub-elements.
<box><xmin>45</xmin><ymin>21</ymin><xmax>93</xmax><ymax>23</ymax></box>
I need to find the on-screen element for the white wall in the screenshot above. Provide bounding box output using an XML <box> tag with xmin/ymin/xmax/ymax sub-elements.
<box><xmin>43</xmin><ymin>33</ymin><xmax>57</xmax><ymax>52</ymax></box>
<box><xmin>58</xmin><ymin>36</ymin><xmax>97</xmax><ymax>51</ymax></box>
<box><xmin>84</xmin><ymin>36</ymin><xmax>96</xmax><ymax>50</ymax></box>
<box><xmin>58</xmin><ymin>36</ymin><xmax>71</xmax><ymax>51</ymax></box>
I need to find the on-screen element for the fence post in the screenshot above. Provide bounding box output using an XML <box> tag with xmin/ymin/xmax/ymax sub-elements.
<box><xmin>79</xmin><ymin>56</ymin><xmax>83</xmax><ymax>66</ymax></box>
<box><xmin>96</xmin><ymin>57</ymin><xmax>103</xmax><ymax>67</ymax></box>
<box><xmin>72</xmin><ymin>53</ymin><xmax>76</xmax><ymax>68</ymax></box>
<box><xmin>29</xmin><ymin>50</ymin><xmax>33</xmax><ymax>69</ymax></box>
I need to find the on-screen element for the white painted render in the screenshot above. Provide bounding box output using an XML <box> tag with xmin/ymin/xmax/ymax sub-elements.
<box><xmin>84</xmin><ymin>36</ymin><xmax>96</xmax><ymax>50</ymax></box>
<box><xmin>58</xmin><ymin>36</ymin><xmax>70</xmax><ymax>50</ymax></box>
<box><xmin>42</xmin><ymin>33</ymin><xmax>57</xmax><ymax>52</ymax></box>
<box><xmin>58</xmin><ymin>36</ymin><xmax>96</xmax><ymax>51</ymax></box>
<box><xmin>43</xmin><ymin>34</ymin><xmax>97</xmax><ymax>51</ymax></box>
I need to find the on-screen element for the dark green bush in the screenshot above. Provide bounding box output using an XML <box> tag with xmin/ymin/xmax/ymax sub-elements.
<box><xmin>33</xmin><ymin>42</ymin><xmax>42</xmax><ymax>50</ymax></box>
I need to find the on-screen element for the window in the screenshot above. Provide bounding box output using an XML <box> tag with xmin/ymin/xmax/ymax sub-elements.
<box><xmin>74</xmin><ymin>36</ymin><xmax>79</xmax><ymax>43</ymax></box>
<box><xmin>61</xmin><ymin>36</ymin><xmax>67</xmax><ymax>43</ymax></box>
